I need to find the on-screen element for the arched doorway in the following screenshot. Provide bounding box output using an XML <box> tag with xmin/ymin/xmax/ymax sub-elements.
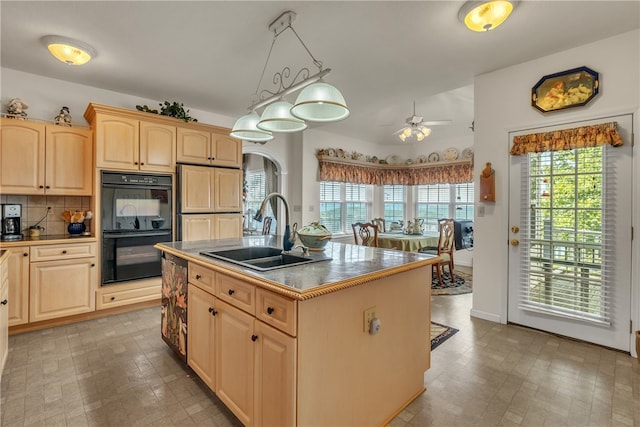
<box><xmin>242</xmin><ymin>151</ymin><xmax>282</xmax><ymax>235</ymax></box>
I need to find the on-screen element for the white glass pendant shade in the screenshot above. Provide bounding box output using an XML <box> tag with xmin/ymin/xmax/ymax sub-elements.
<box><xmin>290</xmin><ymin>82</ymin><xmax>350</xmax><ymax>122</ymax></box>
<box><xmin>257</xmin><ymin>101</ymin><xmax>307</xmax><ymax>133</ymax></box>
<box><xmin>42</xmin><ymin>35</ymin><xmax>96</xmax><ymax>65</ymax></box>
<box><xmin>459</xmin><ymin>0</ymin><xmax>515</xmax><ymax>32</ymax></box>
<box><xmin>230</xmin><ymin>112</ymin><xmax>274</xmax><ymax>142</ymax></box>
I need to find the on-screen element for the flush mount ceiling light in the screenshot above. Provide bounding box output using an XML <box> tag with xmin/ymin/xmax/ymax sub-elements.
<box><xmin>458</xmin><ymin>0</ymin><xmax>518</xmax><ymax>32</ymax></box>
<box><xmin>41</xmin><ymin>35</ymin><xmax>97</xmax><ymax>65</ymax></box>
<box><xmin>230</xmin><ymin>11</ymin><xmax>349</xmax><ymax>141</ymax></box>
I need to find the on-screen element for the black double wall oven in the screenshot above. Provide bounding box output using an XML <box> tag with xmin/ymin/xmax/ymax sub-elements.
<box><xmin>101</xmin><ymin>171</ymin><xmax>173</xmax><ymax>285</ymax></box>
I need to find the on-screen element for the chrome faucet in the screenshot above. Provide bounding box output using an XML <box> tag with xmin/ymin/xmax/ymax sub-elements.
<box><xmin>253</xmin><ymin>192</ymin><xmax>296</xmax><ymax>252</ymax></box>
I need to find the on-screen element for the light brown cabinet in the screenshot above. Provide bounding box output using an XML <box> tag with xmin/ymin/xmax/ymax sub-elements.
<box><xmin>29</xmin><ymin>242</ymin><xmax>97</xmax><ymax>322</ymax></box>
<box><xmin>187</xmin><ymin>283</ymin><xmax>216</xmax><ymax>391</ymax></box>
<box><xmin>180</xmin><ymin>214</ymin><xmax>243</xmax><ymax>242</ymax></box>
<box><xmin>177</xmin><ymin>128</ymin><xmax>242</xmax><ymax>168</ymax></box>
<box><xmin>6</xmin><ymin>247</ymin><xmax>29</xmax><ymax>327</ymax></box>
<box><xmin>92</xmin><ymin>113</ymin><xmax>176</xmax><ymax>173</ymax></box>
<box><xmin>0</xmin><ymin>119</ymin><xmax>93</xmax><ymax>195</ymax></box>
<box><xmin>179</xmin><ymin>164</ymin><xmax>242</xmax><ymax>213</ymax></box>
<box><xmin>1</xmin><ymin>251</ymin><xmax>9</xmax><ymax>375</ymax></box>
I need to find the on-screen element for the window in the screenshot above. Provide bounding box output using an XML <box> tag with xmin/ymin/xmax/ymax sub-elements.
<box><xmin>416</xmin><ymin>183</ymin><xmax>474</xmax><ymax>232</ymax></box>
<box><xmin>244</xmin><ymin>170</ymin><xmax>274</xmax><ymax>232</ymax></box>
<box><xmin>320</xmin><ymin>182</ymin><xmax>370</xmax><ymax>234</ymax></box>
<box><xmin>383</xmin><ymin>185</ymin><xmax>405</xmax><ymax>223</ymax></box>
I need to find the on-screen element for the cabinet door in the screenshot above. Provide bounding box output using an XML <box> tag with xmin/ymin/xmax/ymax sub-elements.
<box><xmin>0</xmin><ymin>119</ymin><xmax>45</xmax><ymax>194</ymax></box>
<box><xmin>181</xmin><ymin>214</ymin><xmax>215</xmax><ymax>241</ymax></box>
<box><xmin>176</xmin><ymin>128</ymin><xmax>211</xmax><ymax>165</ymax></box>
<box><xmin>187</xmin><ymin>284</ymin><xmax>216</xmax><ymax>391</ymax></box>
<box><xmin>45</xmin><ymin>126</ymin><xmax>93</xmax><ymax>195</ymax></box>
<box><xmin>29</xmin><ymin>258</ymin><xmax>96</xmax><ymax>322</ymax></box>
<box><xmin>214</xmin><ymin>168</ymin><xmax>242</xmax><ymax>212</ymax></box>
<box><xmin>254</xmin><ymin>321</ymin><xmax>296</xmax><ymax>427</ymax></box>
<box><xmin>180</xmin><ymin>165</ymin><xmax>214</xmax><ymax>212</ymax></box>
<box><xmin>216</xmin><ymin>299</ymin><xmax>254</xmax><ymax>426</ymax></box>
<box><xmin>139</xmin><ymin>121</ymin><xmax>176</xmax><ymax>173</ymax></box>
<box><xmin>214</xmin><ymin>214</ymin><xmax>243</xmax><ymax>239</ymax></box>
<box><xmin>7</xmin><ymin>247</ymin><xmax>29</xmax><ymax>326</ymax></box>
<box><xmin>1</xmin><ymin>253</ymin><xmax>9</xmax><ymax>374</ymax></box>
<box><xmin>211</xmin><ymin>133</ymin><xmax>242</xmax><ymax>168</ymax></box>
<box><xmin>95</xmin><ymin>114</ymin><xmax>139</xmax><ymax>170</ymax></box>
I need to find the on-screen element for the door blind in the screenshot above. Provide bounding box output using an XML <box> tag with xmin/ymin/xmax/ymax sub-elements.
<box><xmin>518</xmin><ymin>145</ymin><xmax>616</xmax><ymax>325</ymax></box>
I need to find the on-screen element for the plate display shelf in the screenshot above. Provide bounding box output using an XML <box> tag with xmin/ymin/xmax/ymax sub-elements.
<box><xmin>316</xmin><ymin>154</ymin><xmax>472</xmax><ymax>169</ymax></box>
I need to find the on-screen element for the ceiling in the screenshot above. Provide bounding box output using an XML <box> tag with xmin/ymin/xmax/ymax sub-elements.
<box><xmin>2</xmin><ymin>1</ymin><xmax>639</xmax><ymax>146</ymax></box>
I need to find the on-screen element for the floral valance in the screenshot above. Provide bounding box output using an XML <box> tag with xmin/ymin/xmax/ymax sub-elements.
<box><xmin>510</xmin><ymin>121</ymin><xmax>623</xmax><ymax>156</ymax></box>
<box><xmin>318</xmin><ymin>158</ymin><xmax>473</xmax><ymax>185</ymax></box>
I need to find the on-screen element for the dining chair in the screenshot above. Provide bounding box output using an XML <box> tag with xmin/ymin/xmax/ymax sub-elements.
<box><xmin>371</xmin><ymin>217</ymin><xmax>386</xmax><ymax>233</ymax></box>
<box><xmin>419</xmin><ymin>218</ymin><xmax>455</xmax><ymax>286</ymax></box>
<box><xmin>261</xmin><ymin>216</ymin><xmax>273</xmax><ymax>235</ymax></box>
<box><xmin>352</xmin><ymin>222</ymin><xmax>379</xmax><ymax>247</ymax></box>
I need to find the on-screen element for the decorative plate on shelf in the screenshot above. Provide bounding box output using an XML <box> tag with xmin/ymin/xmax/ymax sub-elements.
<box><xmin>427</xmin><ymin>152</ymin><xmax>440</xmax><ymax>163</ymax></box>
<box><xmin>416</xmin><ymin>155</ymin><xmax>428</xmax><ymax>164</ymax></box>
<box><xmin>327</xmin><ymin>148</ymin><xmax>336</xmax><ymax>157</ymax></box>
<box><xmin>462</xmin><ymin>148</ymin><xmax>474</xmax><ymax>160</ymax></box>
<box><xmin>385</xmin><ymin>155</ymin><xmax>404</xmax><ymax>165</ymax></box>
<box><xmin>443</xmin><ymin>147</ymin><xmax>459</xmax><ymax>161</ymax></box>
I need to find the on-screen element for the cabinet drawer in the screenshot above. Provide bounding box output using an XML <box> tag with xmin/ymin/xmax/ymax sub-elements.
<box><xmin>216</xmin><ymin>273</ymin><xmax>255</xmax><ymax>315</ymax></box>
<box><xmin>189</xmin><ymin>263</ymin><xmax>215</xmax><ymax>292</ymax></box>
<box><xmin>256</xmin><ymin>288</ymin><xmax>297</xmax><ymax>336</ymax></box>
<box><xmin>96</xmin><ymin>279</ymin><xmax>161</xmax><ymax>310</ymax></box>
<box><xmin>31</xmin><ymin>242</ymin><xmax>96</xmax><ymax>262</ymax></box>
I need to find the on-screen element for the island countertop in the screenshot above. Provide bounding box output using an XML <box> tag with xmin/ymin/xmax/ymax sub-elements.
<box><xmin>155</xmin><ymin>235</ymin><xmax>438</xmax><ymax>300</ymax></box>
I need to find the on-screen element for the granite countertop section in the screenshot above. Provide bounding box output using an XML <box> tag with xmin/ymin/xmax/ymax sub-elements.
<box><xmin>156</xmin><ymin>235</ymin><xmax>438</xmax><ymax>300</ymax></box>
<box><xmin>0</xmin><ymin>234</ymin><xmax>97</xmax><ymax>248</ymax></box>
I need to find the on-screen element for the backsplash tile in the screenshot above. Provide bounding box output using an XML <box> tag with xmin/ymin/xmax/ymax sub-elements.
<box><xmin>7</xmin><ymin>194</ymin><xmax>94</xmax><ymax>236</ymax></box>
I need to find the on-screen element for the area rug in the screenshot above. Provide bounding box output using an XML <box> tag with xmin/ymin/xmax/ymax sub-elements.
<box><xmin>431</xmin><ymin>271</ymin><xmax>472</xmax><ymax>295</ymax></box>
<box><xmin>430</xmin><ymin>321</ymin><xmax>459</xmax><ymax>350</ymax></box>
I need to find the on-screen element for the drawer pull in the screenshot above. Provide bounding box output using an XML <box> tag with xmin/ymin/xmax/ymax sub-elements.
<box><xmin>195</xmin><ymin>274</ymin><xmax>201</xmax><ymax>280</ymax></box>
<box><xmin>267</xmin><ymin>307</ymin><xmax>275</xmax><ymax>315</ymax></box>
<box><xmin>1</xmin><ymin>299</ymin><xmax>7</xmax><ymax>305</ymax></box>
<box><xmin>251</xmin><ymin>335</ymin><xmax>258</xmax><ymax>342</ymax></box>
<box><xmin>110</xmin><ymin>296</ymin><xmax>116</xmax><ymax>301</ymax></box>
<box><xmin>228</xmin><ymin>289</ymin><xmax>235</xmax><ymax>296</ymax></box>
<box><xmin>208</xmin><ymin>307</ymin><xmax>217</xmax><ymax>316</ymax></box>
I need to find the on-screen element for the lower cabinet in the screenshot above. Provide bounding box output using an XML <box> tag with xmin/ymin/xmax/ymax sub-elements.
<box><xmin>1</xmin><ymin>252</ymin><xmax>9</xmax><ymax>375</ymax></box>
<box><xmin>7</xmin><ymin>246</ymin><xmax>29</xmax><ymax>326</ymax></box>
<box><xmin>187</xmin><ymin>267</ymin><xmax>297</xmax><ymax>427</ymax></box>
<box><xmin>29</xmin><ymin>242</ymin><xmax>97</xmax><ymax>322</ymax></box>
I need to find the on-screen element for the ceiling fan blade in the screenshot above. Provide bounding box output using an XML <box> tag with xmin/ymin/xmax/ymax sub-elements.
<box><xmin>422</xmin><ymin>119</ymin><xmax>452</xmax><ymax>126</ymax></box>
<box><xmin>392</xmin><ymin>127</ymin><xmax>406</xmax><ymax>135</ymax></box>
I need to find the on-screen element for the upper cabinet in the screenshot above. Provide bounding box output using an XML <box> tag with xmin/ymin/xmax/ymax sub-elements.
<box><xmin>84</xmin><ymin>103</ymin><xmax>241</xmax><ymax>173</ymax></box>
<box><xmin>90</xmin><ymin>113</ymin><xmax>176</xmax><ymax>173</ymax></box>
<box><xmin>177</xmin><ymin>128</ymin><xmax>242</xmax><ymax>168</ymax></box>
<box><xmin>0</xmin><ymin>118</ymin><xmax>93</xmax><ymax>195</ymax></box>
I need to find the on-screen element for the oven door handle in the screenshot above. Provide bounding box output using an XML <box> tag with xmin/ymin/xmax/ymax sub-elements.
<box><xmin>103</xmin><ymin>231</ymin><xmax>172</xmax><ymax>239</ymax></box>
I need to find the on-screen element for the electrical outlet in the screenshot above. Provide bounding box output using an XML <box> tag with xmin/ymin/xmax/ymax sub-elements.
<box><xmin>363</xmin><ymin>306</ymin><xmax>376</xmax><ymax>332</ymax></box>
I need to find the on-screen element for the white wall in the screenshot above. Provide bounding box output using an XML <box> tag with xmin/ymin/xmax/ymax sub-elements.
<box><xmin>472</xmin><ymin>28</ymin><xmax>639</xmax><ymax>354</ymax></box>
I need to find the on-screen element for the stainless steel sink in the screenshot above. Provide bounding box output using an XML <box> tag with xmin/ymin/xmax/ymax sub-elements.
<box><xmin>199</xmin><ymin>246</ymin><xmax>331</xmax><ymax>271</ymax></box>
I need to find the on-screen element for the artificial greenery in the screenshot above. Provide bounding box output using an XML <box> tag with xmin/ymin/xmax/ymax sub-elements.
<box><xmin>136</xmin><ymin>101</ymin><xmax>198</xmax><ymax>122</ymax></box>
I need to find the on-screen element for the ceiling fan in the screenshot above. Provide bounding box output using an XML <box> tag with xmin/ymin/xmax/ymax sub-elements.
<box><xmin>393</xmin><ymin>101</ymin><xmax>451</xmax><ymax>142</ymax></box>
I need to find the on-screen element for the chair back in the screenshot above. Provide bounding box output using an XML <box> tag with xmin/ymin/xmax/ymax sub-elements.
<box><xmin>436</xmin><ymin>219</ymin><xmax>455</xmax><ymax>255</ymax></box>
<box><xmin>371</xmin><ymin>217</ymin><xmax>386</xmax><ymax>233</ymax></box>
<box><xmin>352</xmin><ymin>222</ymin><xmax>379</xmax><ymax>247</ymax></box>
<box><xmin>261</xmin><ymin>216</ymin><xmax>273</xmax><ymax>235</ymax></box>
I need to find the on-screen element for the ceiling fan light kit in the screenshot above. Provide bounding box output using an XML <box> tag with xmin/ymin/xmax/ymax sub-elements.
<box><xmin>458</xmin><ymin>0</ymin><xmax>518</xmax><ymax>32</ymax></box>
<box><xmin>395</xmin><ymin>101</ymin><xmax>447</xmax><ymax>143</ymax></box>
<box><xmin>41</xmin><ymin>35</ymin><xmax>97</xmax><ymax>65</ymax></box>
<box><xmin>230</xmin><ymin>10</ymin><xmax>349</xmax><ymax>142</ymax></box>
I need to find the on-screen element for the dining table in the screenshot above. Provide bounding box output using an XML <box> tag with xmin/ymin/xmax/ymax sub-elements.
<box><xmin>377</xmin><ymin>231</ymin><xmax>439</xmax><ymax>252</ymax></box>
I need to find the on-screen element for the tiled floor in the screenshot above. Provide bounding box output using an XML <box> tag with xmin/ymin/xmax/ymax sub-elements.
<box><xmin>1</xmin><ymin>292</ymin><xmax>638</xmax><ymax>426</ymax></box>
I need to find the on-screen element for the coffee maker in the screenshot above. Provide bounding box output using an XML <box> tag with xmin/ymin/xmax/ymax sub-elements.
<box><xmin>1</xmin><ymin>204</ymin><xmax>23</xmax><ymax>240</ymax></box>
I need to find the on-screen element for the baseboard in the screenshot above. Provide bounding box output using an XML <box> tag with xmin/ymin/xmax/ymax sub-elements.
<box><xmin>470</xmin><ymin>309</ymin><xmax>501</xmax><ymax>323</ymax></box>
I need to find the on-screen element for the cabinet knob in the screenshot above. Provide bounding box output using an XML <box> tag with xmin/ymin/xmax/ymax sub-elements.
<box><xmin>110</xmin><ymin>296</ymin><xmax>115</xmax><ymax>301</ymax></box>
<box><xmin>39</xmin><ymin>185</ymin><xmax>44</xmax><ymax>189</ymax></box>
<box><xmin>140</xmin><ymin>162</ymin><xmax>145</xmax><ymax>165</ymax></box>
<box><xmin>228</xmin><ymin>289</ymin><xmax>235</xmax><ymax>296</ymax></box>
<box><xmin>208</xmin><ymin>307</ymin><xmax>217</xmax><ymax>316</ymax></box>
<box><xmin>195</xmin><ymin>274</ymin><xmax>201</xmax><ymax>280</ymax></box>
<box><xmin>91</xmin><ymin>263</ymin><xmax>95</xmax><ymax>267</ymax></box>
<box><xmin>251</xmin><ymin>335</ymin><xmax>258</xmax><ymax>342</ymax></box>
<box><xmin>1</xmin><ymin>299</ymin><xmax>7</xmax><ymax>305</ymax></box>
<box><xmin>23</xmin><ymin>253</ymin><xmax>28</xmax><ymax>257</ymax></box>
<box><xmin>62</xmin><ymin>250</ymin><xmax>67</xmax><ymax>254</ymax></box>
<box><xmin>267</xmin><ymin>307</ymin><xmax>275</xmax><ymax>315</ymax></box>
<box><xmin>45</xmin><ymin>186</ymin><xmax>50</xmax><ymax>189</ymax></box>
<box><xmin>134</xmin><ymin>162</ymin><xmax>139</xmax><ymax>165</ymax></box>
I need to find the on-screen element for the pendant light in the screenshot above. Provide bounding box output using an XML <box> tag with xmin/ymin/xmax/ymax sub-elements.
<box><xmin>458</xmin><ymin>1</ymin><xmax>518</xmax><ymax>32</ymax></box>
<box><xmin>290</xmin><ymin>81</ymin><xmax>350</xmax><ymax>122</ymax></box>
<box><xmin>230</xmin><ymin>112</ymin><xmax>273</xmax><ymax>142</ymax></box>
<box><xmin>257</xmin><ymin>101</ymin><xmax>307</xmax><ymax>133</ymax></box>
<box><xmin>42</xmin><ymin>35</ymin><xmax>97</xmax><ymax>65</ymax></box>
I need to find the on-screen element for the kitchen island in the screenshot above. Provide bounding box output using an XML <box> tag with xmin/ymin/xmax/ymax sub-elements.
<box><xmin>156</xmin><ymin>235</ymin><xmax>436</xmax><ymax>427</ymax></box>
